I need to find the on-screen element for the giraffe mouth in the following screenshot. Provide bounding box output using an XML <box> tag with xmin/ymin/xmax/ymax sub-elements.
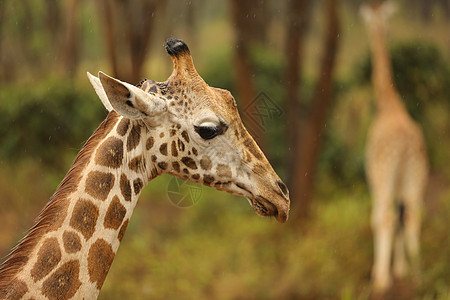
<box><xmin>234</xmin><ymin>182</ymin><xmax>287</xmax><ymax>223</ymax></box>
<box><xmin>253</xmin><ymin>196</ymin><xmax>287</xmax><ymax>223</ymax></box>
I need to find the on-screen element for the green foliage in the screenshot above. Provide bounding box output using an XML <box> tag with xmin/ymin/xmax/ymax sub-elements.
<box><xmin>356</xmin><ymin>41</ymin><xmax>450</xmax><ymax>121</ymax></box>
<box><xmin>0</xmin><ymin>78</ymin><xmax>106</xmax><ymax>170</ymax></box>
<box><xmin>201</xmin><ymin>46</ymin><xmax>234</xmax><ymax>92</ymax></box>
<box><xmin>319</xmin><ymin>127</ymin><xmax>367</xmax><ymax>188</ymax></box>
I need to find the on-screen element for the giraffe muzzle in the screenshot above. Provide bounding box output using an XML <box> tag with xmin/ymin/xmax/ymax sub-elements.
<box><xmin>253</xmin><ymin>196</ymin><xmax>289</xmax><ymax>223</ymax></box>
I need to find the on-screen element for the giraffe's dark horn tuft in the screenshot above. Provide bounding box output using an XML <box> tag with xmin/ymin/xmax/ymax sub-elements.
<box><xmin>165</xmin><ymin>38</ymin><xmax>190</xmax><ymax>57</ymax></box>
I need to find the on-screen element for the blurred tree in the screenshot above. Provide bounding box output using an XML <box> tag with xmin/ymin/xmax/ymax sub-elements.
<box><xmin>45</xmin><ymin>0</ymin><xmax>61</xmax><ymax>48</ymax></box>
<box><xmin>230</xmin><ymin>0</ymin><xmax>270</xmax><ymax>149</ymax></box>
<box><xmin>291</xmin><ymin>0</ymin><xmax>340</xmax><ymax>220</ymax></box>
<box><xmin>60</xmin><ymin>0</ymin><xmax>81</xmax><ymax>78</ymax></box>
<box><xmin>96</xmin><ymin>0</ymin><xmax>118</xmax><ymax>77</ymax></box>
<box><xmin>284</xmin><ymin>0</ymin><xmax>311</xmax><ymax>187</ymax></box>
<box><xmin>0</xmin><ymin>0</ymin><xmax>5</xmax><ymax>81</ymax></box>
<box><xmin>185</xmin><ymin>0</ymin><xmax>196</xmax><ymax>44</ymax></box>
<box><xmin>95</xmin><ymin>0</ymin><xmax>164</xmax><ymax>83</ymax></box>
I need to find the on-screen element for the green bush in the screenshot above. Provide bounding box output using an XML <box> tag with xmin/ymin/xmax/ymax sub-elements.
<box><xmin>356</xmin><ymin>41</ymin><xmax>450</xmax><ymax>168</ymax></box>
<box><xmin>356</xmin><ymin>41</ymin><xmax>450</xmax><ymax>121</ymax></box>
<box><xmin>0</xmin><ymin>78</ymin><xmax>106</xmax><ymax>170</ymax></box>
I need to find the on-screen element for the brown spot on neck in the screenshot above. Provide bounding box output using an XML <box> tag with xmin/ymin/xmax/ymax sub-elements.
<box><xmin>63</xmin><ymin>231</ymin><xmax>82</xmax><ymax>254</ymax></box>
<box><xmin>116</xmin><ymin>118</ymin><xmax>130</xmax><ymax>136</ymax></box>
<box><xmin>120</xmin><ymin>174</ymin><xmax>132</xmax><ymax>202</ymax></box>
<box><xmin>85</xmin><ymin>171</ymin><xmax>115</xmax><ymax>201</ymax></box>
<box><xmin>70</xmin><ymin>199</ymin><xmax>99</xmax><ymax>240</ymax></box>
<box><xmin>127</xmin><ymin>123</ymin><xmax>141</xmax><ymax>151</ymax></box>
<box><xmin>31</xmin><ymin>237</ymin><xmax>61</xmax><ymax>282</ymax></box>
<box><xmin>104</xmin><ymin>196</ymin><xmax>127</xmax><ymax>230</ymax></box>
<box><xmin>42</xmin><ymin>260</ymin><xmax>81</xmax><ymax>300</ymax></box>
<box><xmin>88</xmin><ymin>239</ymin><xmax>115</xmax><ymax>289</ymax></box>
<box><xmin>95</xmin><ymin>137</ymin><xmax>124</xmax><ymax>169</ymax></box>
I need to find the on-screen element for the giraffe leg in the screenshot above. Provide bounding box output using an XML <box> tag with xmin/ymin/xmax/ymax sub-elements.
<box><xmin>404</xmin><ymin>198</ymin><xmax>422</xmax><ymax>284</ymax></box>
<box><xmin>371</xmin><ymin>197</ymin><xmax>395</xmax><ymax>294</ymax></box>
<box><xmin>393</xmin><ymin>224</ymin><xmax>408</xmax><ymax>279</ymax></box>
<box><xmin>401</xmin><ymin>158</ymin><xmax>426</xmax><ymax>286</ymax></box>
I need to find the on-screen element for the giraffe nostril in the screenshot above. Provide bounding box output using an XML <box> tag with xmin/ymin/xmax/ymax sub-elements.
<box><xmin>276</xmin><ymin>181</ymin><xmax>289</xmax><ymax>198</ymax></box>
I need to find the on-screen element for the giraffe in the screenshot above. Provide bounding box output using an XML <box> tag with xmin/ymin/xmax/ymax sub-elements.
<box><xmin>361</xmin><ymin>2</ymin><xmax>429</xmax><ymax>295</ymax></box>
<box><xmin>0</xmin><ymin>38</ymin><xmax>290</xmax><ymax>299</ymax></box>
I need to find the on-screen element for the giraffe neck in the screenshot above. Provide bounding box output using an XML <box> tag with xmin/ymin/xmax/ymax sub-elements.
<box><xmin>368</xmin><ymin>21</ymin><xmax>405</xmax><ymax>113</ymax></box>
<box><xmin>0</xmin><ymin>111</ymin><xmax>158</xmax><ymax>299</ymax></box>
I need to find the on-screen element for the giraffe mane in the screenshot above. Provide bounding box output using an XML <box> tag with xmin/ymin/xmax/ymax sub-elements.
<box><xmin>0</xmin><ymin>111</ymin><xmax>120</xmax><ymax>290</ymax></box>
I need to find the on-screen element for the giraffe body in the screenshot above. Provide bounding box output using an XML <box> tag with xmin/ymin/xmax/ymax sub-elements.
<box><xmin>361</xmin><ymin>2</ymin><xmax>428</xmax><ymax>295</ymax></box>
<box><xmin>0</xmin><ymin>39</ymin><xmax>290</xmax><ymax>299</ymax></box>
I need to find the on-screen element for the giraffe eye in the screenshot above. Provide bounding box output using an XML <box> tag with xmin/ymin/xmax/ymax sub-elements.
<box><xmin>194</xmin><ymin>125</ymin><xmax>220</xmax><ymax>140</ymax></box>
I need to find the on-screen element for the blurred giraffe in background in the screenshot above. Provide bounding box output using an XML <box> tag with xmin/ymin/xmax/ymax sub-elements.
<box><xmin>361</xmin><ymin>1</ymin><xmax>429</xmax><ymax>296</ymax></box>
<box><xmin>0</xmin><ymin>38</ymin><xmax>289</xmax><ymax>299</ymax></box>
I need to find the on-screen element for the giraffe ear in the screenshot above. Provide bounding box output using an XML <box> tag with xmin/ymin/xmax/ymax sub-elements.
<box><xmin>95</xmin><ymin>72</ymin><xmax>167</xmax><ymax>120</ymax></box>
<box><xmin>87</xmin><ymin>72</ymin><xmax>113</xmax><ymax>112</ymax></box>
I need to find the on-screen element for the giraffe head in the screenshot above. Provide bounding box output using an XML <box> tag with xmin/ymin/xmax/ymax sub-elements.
<box><xmin>360</xmin><ymin>1</ymin><xmax>397</xmax><ymax>30</ymax></box>
<box><xmin>88</xmin><ymin>38</ymin><xmax>289</xmax><ymax>222</ymax></box>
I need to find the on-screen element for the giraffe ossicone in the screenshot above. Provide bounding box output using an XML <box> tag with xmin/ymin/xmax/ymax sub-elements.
<box><xmin>0</xmin><ymin>38</ymin><xmax>289</xmax><ymax>299</ymax></box>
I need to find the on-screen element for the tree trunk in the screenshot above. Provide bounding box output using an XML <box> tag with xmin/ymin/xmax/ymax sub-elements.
<box><xmin>118</xmin><ymin>0</ymin><xmax>157</xmax><ymax>83</ymax></box>
<box><xmin>230</xmin><ymin>0</ymin><xmax>266</xmax><ymax>149</ymax></box>
<box><xmin>96</xmin><ymin>0</ymin><xmax>120</xmax><ymax>78</ymax></box>
<box><xmin>0</xmin><ymin>0</ymin><xmax>6</xmax><ymax>82</ymax></box>
<box><xmin>96</xmin><ymin>0</ymin><xmax>161</xmax><ymax>83</ymax></box>
<box><xmin>292</xmin><ymin>0</ymin><xmax>340</xmax><ymax>220</ymax></box>
<box><xmin>284</xmin><ymin>0</ymin><xmax>311</xmax><ymax>187</ymax></box>
<box><xmin>60</xmin><ymin>0</ymin><xmax>80</xmax><ymax>78</ymax></box>
<box><xmin>45</xmin><ymin>0</ymin><xmax>61</xmax><ymax>47</ymax></box>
